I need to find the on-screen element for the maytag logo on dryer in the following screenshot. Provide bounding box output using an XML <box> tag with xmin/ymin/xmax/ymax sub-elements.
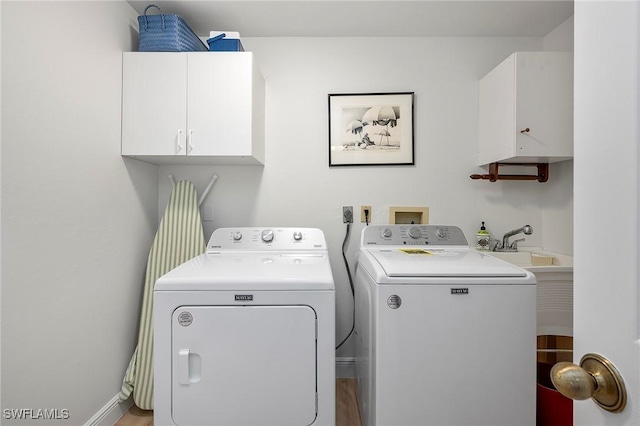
<box><xmin>451</xmin><ymin>288</ymin><xmax>469</xmax><ymax>295</ymax></box>
<box><xmin>177</xmin><ymin>311</ymin><xmax>193</xmax><ymax>327</ymax></box>
<box><xmin>235</xmin><ymin>294</ymin><xmax>253</xmax><ymax>301</ymax></box>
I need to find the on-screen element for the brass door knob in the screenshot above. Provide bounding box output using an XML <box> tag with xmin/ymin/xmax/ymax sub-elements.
<box><xmin>551</xmin><ymin>353</ymin><xmax>627</xmax><ymax>413</ymax></box>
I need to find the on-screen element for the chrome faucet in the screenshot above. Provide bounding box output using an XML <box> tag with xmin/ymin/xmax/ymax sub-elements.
<box><xmin>492</xmin><ymin>225</ymin><xmax>533</xmax><ymax>252</ymax></box>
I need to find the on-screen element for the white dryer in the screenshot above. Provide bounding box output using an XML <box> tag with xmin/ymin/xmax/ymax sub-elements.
<box><xmin>355</xmin><ymin>225</ymin><xmax>536</xmax><ymax>426</ymax></box>
<box><xmin>154</xmin><ymin>227</ymin><xmax>335</xmax><ymax>426</ymax></box>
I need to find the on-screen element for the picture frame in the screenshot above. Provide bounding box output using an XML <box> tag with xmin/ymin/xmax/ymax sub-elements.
<box><xmin>328</xmin><ymin>92</ymin><xmax>414</xmax><ymax>166</ymax></box>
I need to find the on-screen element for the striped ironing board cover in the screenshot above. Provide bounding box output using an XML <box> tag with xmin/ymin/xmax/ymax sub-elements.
<box><xmin>120</xmin><ymin>180</ymin><xmax>205</xmax><ymax>409</ymax></box>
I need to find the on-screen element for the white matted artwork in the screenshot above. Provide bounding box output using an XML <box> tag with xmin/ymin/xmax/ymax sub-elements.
<box><xmin>328</xmin><ymin>92</ymin><xmax>414</xmax><ymax>166</ymax></box>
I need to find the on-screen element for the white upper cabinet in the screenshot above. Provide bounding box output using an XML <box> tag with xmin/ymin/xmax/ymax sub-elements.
<box><xmin>122</xmin><ymin>52</ymin><xmax>265</xmax><ymax>165</ymax></box>
<box><xmin>478</xmin><ymin>51</ymin><xmax>573</xmax><ymax>166</ymax></box>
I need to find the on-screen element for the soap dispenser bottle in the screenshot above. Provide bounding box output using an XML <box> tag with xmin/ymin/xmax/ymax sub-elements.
<box><xmin>476</xmin><ymin>222</ymin><xmax>491</xmax><ymax>250</ymax></box>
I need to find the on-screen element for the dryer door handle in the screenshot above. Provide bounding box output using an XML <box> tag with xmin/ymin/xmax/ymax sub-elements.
<box><xmin>178</xmin><ymin>349</ymin><xmax>191</xmax><ymax>385</ymax></box>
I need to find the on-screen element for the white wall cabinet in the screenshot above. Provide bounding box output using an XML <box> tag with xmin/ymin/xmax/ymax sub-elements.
<box><xmin>122</xmin><ymin>52</ymin><xmax>265</xmax><ymax>165</ymax></box>
<box><xmin>478</xmin><ymin>51</ymin><xmax>573</xmax><ymax>166</ymax></box>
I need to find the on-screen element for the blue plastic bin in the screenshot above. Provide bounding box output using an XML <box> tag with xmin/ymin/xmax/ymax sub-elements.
<box><xmin>207</xmin><ymin>35</ymin><xmax>244</xmax><ymax>52</ymax></box>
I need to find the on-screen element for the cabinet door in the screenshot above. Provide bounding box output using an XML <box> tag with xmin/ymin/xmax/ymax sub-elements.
<box><xmin>478</xmin><ymin>55</ymin><xmax>517</xmax><ymax>165</ymax></box>
<box><xmin>122</xmin><ymin>53</ymin><xmax>187</xmax><ymax>156</ymax></box>
<box><xmin>515</xmin><ymin>52</ymin><xmax>573</xmax><ymax>160</ymax></box>
<box><xmin>187</xmin><ymin>53</ymin><xmax>254</xmax><ymax>157</ymax></box>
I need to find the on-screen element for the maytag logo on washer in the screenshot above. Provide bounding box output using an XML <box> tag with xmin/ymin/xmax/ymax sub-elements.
<box><xmin>387</xmin><ymin>295</ymin><xmax>402</xmax><ymax>309</ymax></box>
<box><xmin>451</xmin><ymin>288</ymin><xmax>469</xmax><ymax>295</ymax></box>
<box><xmin>235</xmin><ymin>294</ymin><xmax>253</xmax><ymax>301</ymax></box>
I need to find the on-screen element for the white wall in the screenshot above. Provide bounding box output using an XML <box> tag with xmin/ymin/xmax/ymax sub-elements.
<box><xmin>162</xmin><ymin>35</ymin><xmax>581</xmax><ymax>357</ymax></box>
<box><xmin>542</xmin><ymin>16</ymin><xmax>574</xmax><ymax>255</ymax></box>
<box><xmin>1</xmin><ymin>2</ymin><xmax>158</xmax><ymax>424</ymax></box>
<box><xmin>544</xmin><ymin>15</ymin><xmax>575</xmax><ymax>52</ymax></box>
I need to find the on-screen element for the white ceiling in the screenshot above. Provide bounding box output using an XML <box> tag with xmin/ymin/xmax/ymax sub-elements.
<box><xmin>126</xmin><ymin>1</ymin><xmax>574</xmax><ymax>38</ymax></box>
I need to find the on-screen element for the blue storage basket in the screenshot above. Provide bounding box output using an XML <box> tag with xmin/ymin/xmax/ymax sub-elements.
<box><xmin>138</xmin><ymin>5</ymin><xmax>207</xmax><ymax>52</ymax></box>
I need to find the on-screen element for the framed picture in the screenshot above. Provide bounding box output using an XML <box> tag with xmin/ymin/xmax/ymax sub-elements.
<box><xmin>328</xmin><ymin>92</ymin><xmax>414</xmax><ymax>166</ymax></box>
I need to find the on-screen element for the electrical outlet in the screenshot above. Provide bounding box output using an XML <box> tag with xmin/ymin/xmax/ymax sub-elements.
<box><xmin>361</xmin><ymin>205</ymin><xmax>372</xmax><ymax>222</ymax></box>
<box><xmin>343</xmin><ymin>206</ymin><xmax>353</xmax><ymax>223</ymax></box>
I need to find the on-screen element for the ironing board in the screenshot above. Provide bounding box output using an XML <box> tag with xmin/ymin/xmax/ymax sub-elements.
<box><xmin>120</xmin><ymin>180</ymin><xmax>205</xmax><ymax>409</ymax></box>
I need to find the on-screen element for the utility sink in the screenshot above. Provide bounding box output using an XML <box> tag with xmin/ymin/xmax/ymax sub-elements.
<box><xmin>480</xmin><ymin>248</ymin><xmax>573</xmax><ymax>272</ymax></box>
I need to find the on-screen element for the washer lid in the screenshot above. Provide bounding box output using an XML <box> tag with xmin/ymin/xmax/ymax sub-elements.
<box><xmin>155</xmin><ymin>251</ymin><xmax>335</xmax><ymax>291</ymax></box>
<box><xmin>368</xmin><ymin>248</ymin><xmax>528</xmax><ymax>277</ymax></box>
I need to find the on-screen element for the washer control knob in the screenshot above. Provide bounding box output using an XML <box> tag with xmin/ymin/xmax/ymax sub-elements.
<box><xmin>293</xmin><ymin>231</ymin><xmax>302</xmax><ymax>241</ymax></box>
<box><xmin>382</xmin><ymin>228</ymin><xmax>392</xmax><ymax>238</ymax></box>
<box><xmin>233</xmin><ymin>232</ymin><xmax>242</xmax><ymax>241</ymax></box>
<box><xmin>408</xmin><ymin>226</ymin><xmax>422</xmax><ymax>239</ymax></box>
<box><xmin>436</xmin><ymin>228</ymin><xmax>447</xmax><ymax>238</ymax></box>
<box><xmin>261</xmin><ymin>229</ymin><xmax>274</xmax><ymax>243</ymax></box>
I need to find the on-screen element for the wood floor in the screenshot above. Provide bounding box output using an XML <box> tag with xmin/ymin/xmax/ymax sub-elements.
<box><xmin>115</xmin><ymin>378</ymin><xmax>362</xmax><ymax>426</ymax></box>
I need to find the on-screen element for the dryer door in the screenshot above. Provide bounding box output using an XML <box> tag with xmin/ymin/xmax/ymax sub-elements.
<box><xmin>171</xmin><ymin>305</ymin><xmax>317</xmax><ymax>426</ymax></box>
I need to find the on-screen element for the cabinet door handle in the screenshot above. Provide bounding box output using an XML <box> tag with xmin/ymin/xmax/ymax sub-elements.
<box><xmin>187</xmin><ymin>130</ymin><xmax>194</xmax><ymax>154</ymax></box>
<box><xmin>176</xmin><ymin>129</ymin><xmax>184</xmax><ymax>153</ymax></box>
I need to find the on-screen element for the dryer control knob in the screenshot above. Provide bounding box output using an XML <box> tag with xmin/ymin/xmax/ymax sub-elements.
<box><xmin>293</xmin><ymin>231</ymin><xmax>303</xmax><ymax>241</ymax></box>
<box><xmin>408</xmin><ymin>226</ymin><xmax>422</xmax><ymax>239</ymax></box>
<box><xmin>233</xmin><ymin>232</ymin><xmax>242</xmax><ymax>241</ymax></box>
<box><xmin>261</xmin><ymin>229</ymin><xmax>274</xmax><ymax>243</ymax></box>
<box><xmin>383</xmin><ymin>228</ymin><xmax>392</xmax><ymax>238</ymax></box>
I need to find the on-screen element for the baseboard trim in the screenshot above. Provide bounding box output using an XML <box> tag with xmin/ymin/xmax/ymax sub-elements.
<box><xmin>336</xmin><ymin>356</ymin><xmax>356</xmax><ymax>378</ymax></box>
<box><xmin>84</xmin><ymin>394</ymin><xmax>132</xmax><ymax>426</ymax></box>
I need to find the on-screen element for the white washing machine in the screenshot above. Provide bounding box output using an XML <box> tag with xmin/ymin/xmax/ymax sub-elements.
<box><xmin>355</xmin><ymin>225</ymin><xmax>536</xmax><ymax>426</ymax></box>
<box><xmin>154</xmin><ymin>227</ymin><xmax>335</xmax><ymax>426</ymax></box>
